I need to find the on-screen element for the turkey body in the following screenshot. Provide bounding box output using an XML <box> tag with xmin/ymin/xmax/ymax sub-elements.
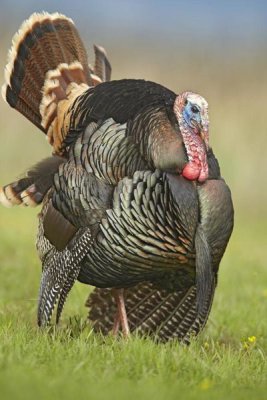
<box><xmin>0</xmin><ymin>12</ymin><xmax>234</xmax><ymax>341</ymax></box>
<box><xmin>36</xmin><ymin>80</ymin><xmax>233</xmax><ymax>328</ymax></box>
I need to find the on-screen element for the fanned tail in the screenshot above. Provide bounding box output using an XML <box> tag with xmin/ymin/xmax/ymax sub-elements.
<box><xmin>2</xmin><ymin>12</ymin><xmax>90</xmax><ymax>131</ymax></box>
<box><xmin>2</xmin><ymin>12</ymin><xmax>112</xmax><ymax>155</ymax></box>
<box><xmin>86</xmin><ymin>280</ymin><xmax>216</xmax><ymax>343</ymax></box>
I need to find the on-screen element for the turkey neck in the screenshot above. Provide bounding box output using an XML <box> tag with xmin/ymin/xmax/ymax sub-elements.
<box><xmin>128</xmin><ymin>106</ymin><xmax>188</xmax><ymax>173</ymax></box>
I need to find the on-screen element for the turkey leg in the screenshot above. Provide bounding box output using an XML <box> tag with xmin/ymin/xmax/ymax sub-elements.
<box><xmin>112</xmin><ymin>289</ymin><xmax>130</xmax><ymax>336</ymax></box>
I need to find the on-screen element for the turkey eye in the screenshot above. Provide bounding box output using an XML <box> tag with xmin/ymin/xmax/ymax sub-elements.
<box><xmin>191</xmin><ymin>105</ymin><xmax>199</xmax><ymax>114</ymax></box>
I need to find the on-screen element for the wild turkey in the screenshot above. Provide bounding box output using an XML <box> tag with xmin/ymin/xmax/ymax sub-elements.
<box><xmin>0</xmin><ymin>12</ymin><xmax>234</xmax><ymax>342</ymax></box>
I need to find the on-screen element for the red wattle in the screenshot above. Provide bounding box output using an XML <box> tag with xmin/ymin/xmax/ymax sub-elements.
<box><xmin>182</xmin><ymin>162</ymin><xmax>200</xmax><ymax>181</ymax></box>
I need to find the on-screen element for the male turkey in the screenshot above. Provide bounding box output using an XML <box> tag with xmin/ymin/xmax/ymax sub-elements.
<box><xmin>0</xmin><ymin>12</ymin><xmax>234</xmax><ymax>342</ymax></box>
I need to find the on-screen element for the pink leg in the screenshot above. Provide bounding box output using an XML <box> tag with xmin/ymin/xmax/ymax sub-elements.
<box><xmin>112</xmin><ymin>308</ymin><xmax>120</xmax><ymax>335</ymax></box>
<box><xmin>112</xmin><ymin>288</ymin><xmax>130</xmax><ymax>337</ymax></box>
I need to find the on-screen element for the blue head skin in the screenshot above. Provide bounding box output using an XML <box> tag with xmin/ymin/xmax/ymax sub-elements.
<box><xmin>183</xmin><ymin>101</ymin><xmax>202</xmax><ymax>129</ymax></box>
<box><xmin>181</xmin><ymin>93</ymin><xmax>209</xmax><ymax>148</ymax></box>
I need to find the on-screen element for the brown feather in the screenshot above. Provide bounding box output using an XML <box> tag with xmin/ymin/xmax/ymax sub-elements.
<box><xmin>1</xmin><ymin>12</ymin><xmax>111</xmax><ymax>155</ymax></box>
<box><xmin>43</xmin><ymin>200</ymin><xmax>78</xmax><ymax>251</ymax></box>
<box><xmin>0</xmin><ymin>156</ymin><xmax>65</xmax><ymax>208</ymax></box>
<box><xmin>2</xmin><ymin>13</ymin><xmax>90</xmax><ymax>129</ymax></box>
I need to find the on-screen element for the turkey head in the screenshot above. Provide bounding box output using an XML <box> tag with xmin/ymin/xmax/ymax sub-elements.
<box><xmin>174</xmin><ymin>92</ymin><xmax>209</xmax><ymax>182</ymax></box>
<box><xmin>147</xmin><ymin>91</ymin><xmax>209</xmax><ymax>183</ymax></box>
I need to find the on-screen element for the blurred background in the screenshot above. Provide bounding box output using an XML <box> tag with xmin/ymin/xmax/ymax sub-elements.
<box><xmin>0</xmin><ymin>1</ymin><xmax>266</xmax><ymax>328</ymax></box>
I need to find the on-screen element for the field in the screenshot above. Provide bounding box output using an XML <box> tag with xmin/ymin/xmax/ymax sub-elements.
<box><xmin>0</xmin><ymin>2</ymin><xmax>267</xmax><ymax>399</ymax></box>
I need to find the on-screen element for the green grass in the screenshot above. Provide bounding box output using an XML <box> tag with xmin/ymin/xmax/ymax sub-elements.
<box><xmin>0</xmin><ymin>208</ymin><xmax>266</xmax><ymax>400</ymax></box>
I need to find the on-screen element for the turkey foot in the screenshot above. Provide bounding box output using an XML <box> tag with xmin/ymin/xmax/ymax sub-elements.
<box><xmin>112</xmin><ymin>289</ymin><xmax>130</xmax><ymax>337</ymax></box>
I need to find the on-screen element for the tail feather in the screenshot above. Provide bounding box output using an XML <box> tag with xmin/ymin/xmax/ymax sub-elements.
<box><xmin>0</xmin><ymin>156</ymin><xmax>65</xmax><ymax>208</ymax></box>
<box><xmin>2</xmin><ymin>13</ymin><xmax>90</xmax><ymax>127</ymax></box>
<box><xmin>2</xmin><ymin>12</ymin><xmax>111</xmax><ymax>155</ymax></box>
<box><xmin>93</xmin><ymin>45</ymin><xmax>112</xmax><ymax>83</ymax></box>
<box><xmin>86</xmin><ymin>280</ymin><xmax>216</xmax><ymax>343</ymax></box>
<box><xmin>39</xmin><ymin>62</ymin><xmax>88</xmax><ymax>137</ymax></box>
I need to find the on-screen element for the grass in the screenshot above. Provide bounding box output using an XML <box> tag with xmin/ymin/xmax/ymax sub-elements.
<box><xmin>0</xmin><ymin>207</ymin><xmax>266</xmax><ymax>400</ymax></box>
